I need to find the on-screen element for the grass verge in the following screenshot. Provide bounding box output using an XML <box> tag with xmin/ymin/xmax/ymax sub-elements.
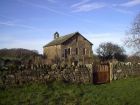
<box><xmin>0</xmin><ymin>77</ymin><xmax>140</xmax><ymax>105</ymax></box>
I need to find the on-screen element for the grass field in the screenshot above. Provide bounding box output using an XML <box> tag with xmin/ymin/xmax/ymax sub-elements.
<box><xmin>0</xmin><ymin>77</ymin><xmax>140</xmax><ymax>105</ymax></box>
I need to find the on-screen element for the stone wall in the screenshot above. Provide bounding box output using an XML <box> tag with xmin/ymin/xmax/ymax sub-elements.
<box><xmin>0</xmin><ymin>64</ymin><xmax>92</xmax><ymax>87</ymax></box>
<box><xmin>112</xmin><ymin>62</ymin><xmax>140</xmax><ymax>80</ymax></box>
<box><xmin>0</xmin><ymin>62</ymin><xmax>140</xmax><ymax>87</ymax></box>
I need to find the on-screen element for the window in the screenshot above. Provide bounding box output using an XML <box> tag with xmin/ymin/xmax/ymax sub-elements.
<box><xmin>76</xmin><ymin>48</ymin><xmax>78</xmax><ymax>55</ymax></box>
<box><xmin>64</xmin><ymin>49</ymin><xmax>67</xmax><ymax>58</ymax></box>
<box><xmin>67</xmin><ymin>48</ymin><xmax>71</xmax><ymax>55</ymax></box>
<box><xmin>83</xmin><ymin>48</ymin><xmax>86</xmax><ymax>55</ymax></box>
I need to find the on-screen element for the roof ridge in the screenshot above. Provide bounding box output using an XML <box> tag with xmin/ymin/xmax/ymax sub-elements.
<box><xmin>43</xmin><ymin>32</ymin><xmax>78</xmax><ymax>47</ymax></box>
<box><xmin>61</xmin><ymin>31</ymin><xmax>79</xmax><ymax>37</ymax></box>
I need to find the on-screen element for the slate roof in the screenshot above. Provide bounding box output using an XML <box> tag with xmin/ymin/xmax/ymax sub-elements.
<box><xmin>43</xmin><ymin>32</ymin><xmax>92</xmax><ymax>47</ymax></box>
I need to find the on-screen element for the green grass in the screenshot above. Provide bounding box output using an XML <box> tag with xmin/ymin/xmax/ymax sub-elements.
<box><xmin>0</xmin><ymin>77</ymin><xmax>140</xmax><ymax>105</ymax></box>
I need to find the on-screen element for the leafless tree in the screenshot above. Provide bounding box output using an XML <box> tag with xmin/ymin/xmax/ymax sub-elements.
<box><xmin>125</xmin><ymin>13</ymin><xmax>140</xmax><ymax>56</ymax></box>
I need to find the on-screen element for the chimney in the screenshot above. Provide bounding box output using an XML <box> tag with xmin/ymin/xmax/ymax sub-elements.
<box><xmin>54</xmin><ymin>32</ymin><xmax>59</xmax><ymax>39</ymax></box>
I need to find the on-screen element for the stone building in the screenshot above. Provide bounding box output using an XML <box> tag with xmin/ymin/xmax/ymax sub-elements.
<box><xmin>43</xmin><ymin>32</ymin><xmax>93</xmax><ymax>64</ymax></box>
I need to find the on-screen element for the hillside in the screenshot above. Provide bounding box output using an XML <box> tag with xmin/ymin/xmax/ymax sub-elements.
<box><xmin>0</xmin><ymin>48</ymin><xmax>39</xmax><ymax>60</ymax></box>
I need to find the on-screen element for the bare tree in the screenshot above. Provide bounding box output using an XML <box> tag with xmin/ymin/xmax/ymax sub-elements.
<box><xmin>125</xmin><ymin>13</ymin><xmax>140</xmax><ymax>55</ymax></box>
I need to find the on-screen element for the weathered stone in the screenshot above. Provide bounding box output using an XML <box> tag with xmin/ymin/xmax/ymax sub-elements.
<box><xmin>51</xmin><ymin>64</ymin><xmax>57</xmax><ymax>70</ymax></box>
<box><xmin>0</xmin><ymin>63</ymin><xmax>95</xmax><ymax>86</ymax></box>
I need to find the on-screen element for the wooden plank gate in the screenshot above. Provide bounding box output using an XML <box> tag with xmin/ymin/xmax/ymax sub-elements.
<box><xmin>93</xmin><ymin>63</ymin><xmax>112</xmax><ymax>84</ymax></box>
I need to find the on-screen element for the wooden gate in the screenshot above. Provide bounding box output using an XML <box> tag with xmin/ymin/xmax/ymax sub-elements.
<box><xmin>93</xmin><ymin>63</ymin><xmax>111</xmax><ymax>84</ymax></box>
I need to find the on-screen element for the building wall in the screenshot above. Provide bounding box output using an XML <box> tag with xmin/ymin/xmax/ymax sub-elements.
<box><xmin>43</xmin><ymin>45</ymin><xmax>61</xmax><ymax>64</ymax></box>
<box><xmin>61</xmin><ymin>35</ymin><xmax>93</xmax><ymax>64</ymax></box>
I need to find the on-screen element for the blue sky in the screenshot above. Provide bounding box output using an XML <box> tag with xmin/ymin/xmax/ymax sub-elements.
<box><xmin>0</xmin><ymin>0</ymin><xmax>140</xmax><ymax>54</ymax></box>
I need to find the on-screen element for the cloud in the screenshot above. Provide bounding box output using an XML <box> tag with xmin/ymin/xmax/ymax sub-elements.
<box><xmin>0</xmin><ymin>21</ymin><xmax>35</xmax><ymax>29</ymax></box>
<box><xmin>46</xmin><ymin>0</ymin><xmax>57</xmax><ymax>3</ymax></box>
<box><xmin>71</xmin><ymin>0</ymin><xmax>90</xmax><ymax>8</ymax></box>
<box><xmin>71</xmin><ymin>0</ymin><xmax>106</xmax><ymax>12</ymax></box>
<box><xmin>120</xmin><ymin>0</ymin><xmax>140</xmax><ymax>7</ymax></box>
<box><xmin>0</xmin><ymin>14</ymin><xmax>37</xmax><ymax>30</ymax></box>
<box><xmin>71</xmin><ymin>0</ymin><xmax>140</xmax><ymax>13</ymax></box>
<box><xmin>17</xmin><ymin>0</ymin><xmax>73</xmax><ymax>17</ymax></box>
<box><xmin>0</xmin><ymin>20</ymin><xmax>50</xmax><ymax>32</ymax></box>
<box><xmin>16</xmin><ymin>0</ymin><xmax>98</xmax><ymax>24</ymax></box>
<box><xmin>72</xmin><ymin>3</ymin><xmax>106</xmax><ymax>12</ymax></box>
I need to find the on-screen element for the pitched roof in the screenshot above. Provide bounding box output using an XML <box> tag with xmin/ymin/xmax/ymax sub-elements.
<box><xmin>43</xmin><ymin>32</ymin><xmax>92</xmax><ymax>47</ymax></box>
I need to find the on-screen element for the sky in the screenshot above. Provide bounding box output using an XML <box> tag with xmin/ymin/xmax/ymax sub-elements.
<box><xmin>0</xmin><ymin>0</ymin><xmax>140</xmax><ymax>55</ymax></box>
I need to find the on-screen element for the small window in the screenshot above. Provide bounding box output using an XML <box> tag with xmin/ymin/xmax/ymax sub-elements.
<box><xmin>67</xmin><ymin>48</ymin><xmax>71</xmax><ymax>55</ymax></box>
<box><xmin>76</xmin><ymin>48</ymin><xmax>78</xmax><ymax>55</ymax></box>
<box><xmin>64</xmin><ymin>49</ymin><xmax>67</xmax><ymax>58</ymax></box>
<box><xmin>83</xmin><ymin>48</ymin><xmax>86</xmax><ymax>55</ymax></box>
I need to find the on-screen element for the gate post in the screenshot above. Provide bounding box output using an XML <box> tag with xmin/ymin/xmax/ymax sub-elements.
<box><xmin>109</xmin><ymin>62</ymin><xmax>113</xmax><ymax>82</ymax></box>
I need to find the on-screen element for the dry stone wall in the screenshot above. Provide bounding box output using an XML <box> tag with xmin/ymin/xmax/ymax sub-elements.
<box><xmin>112</xmin><ymin>62</ymin><xmax>140</xmax><ymax>80</ymax></box>
<box><xmin>0</xmin><ymin>64</ymin><xmax>92</xmax><ymax>87</ymax></box>
<box><xmin>0</xmin><ymin>62</ymin><xmax>140</xmax><ymax>87</ymax></box>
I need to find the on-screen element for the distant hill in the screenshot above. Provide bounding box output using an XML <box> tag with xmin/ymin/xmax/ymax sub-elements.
<box><xmin>0</xmin><ymin>48</ymin><xmax>39</xmax><ymax>61</ymax></box>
